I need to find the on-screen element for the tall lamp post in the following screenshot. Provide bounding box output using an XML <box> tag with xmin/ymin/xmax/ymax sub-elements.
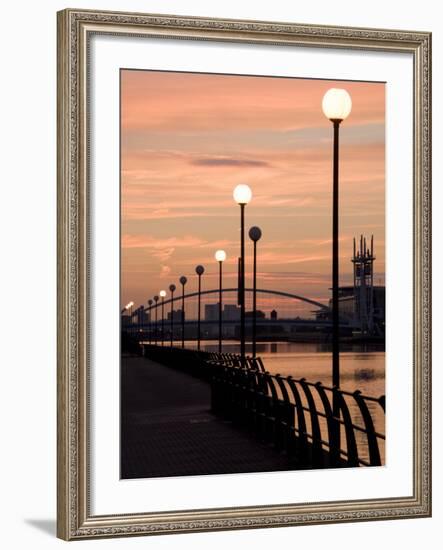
<box><xmin>169</xmin><ymin>284</ymin><xmax>176</xmax><ymax>346</ymax></box>
<box><xmin>233</xmin><ymin>184</ymin><xmax>252</xmax><ymax>364</ymax></box>
<box><xmin>121</xmin><ymin>301</ymin><xmax>134</xmax><ymax>335</ymax></box>
<box><xmin>128</xmin><ymin>302</ymin><xmax>134</xmax><ymax>332</ymax></box>
<box><xmin>153</xmin><ymin>295</ymin><xmax>159</xmax><ymax>345</ymax></box>
<box><xmin>195</xmin><ymin>265</ymin><xmax>205</xmax><ymax>351</ymax></box>
<box><xmin>322</xmin><ymin>88</ymin><xmax>352</xmax><ymax>391</ymax></box>
<box><xmin>121</xmin><ymin>301</ymin><xmax>134</xmax><ymax>315</ymax></box>
<box><xmin>322</xmin><ymin>87</ymin><xmax>352</xmax><ymax>460</ymax></box>
<box><xmin>159</xmin><ymin>290</ymin><xmax>167</xmax><ymax>346</ymax></box>
<box><xmin>147</xmin><ymin>299</ymin><xmax>153</xmax><ymax>344</ymax></box>
<box><xmin>215</xmin><ymin>250</ymin><xmax>227</xmax><ymax>353</ymax></box>
<box><xmin>249</xmin><ymin>226</ymin><xmax>262</xmax><ymax>359</ymax></box>
<box><xmin>179</xmin><ymin>276</ymin><xmax>187</xmax><ymax>348</ymax></box>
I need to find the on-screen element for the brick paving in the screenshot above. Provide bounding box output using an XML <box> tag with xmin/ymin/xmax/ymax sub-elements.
<box><xmin>121</xmin><ymin>355</ymin><xmax>296</xmax><ymax>479</ymax></box>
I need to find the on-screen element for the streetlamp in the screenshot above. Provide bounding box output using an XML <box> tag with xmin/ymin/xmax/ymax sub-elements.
<box><xmin>121</xmin><ymin>301</ymin><xmax>134</xmax><ymax>315</ymax></box>
<box><xmin>129</xmin><ymin>302</ymin><xmax>134</xmax><ymax>333</ymax></box>
<box><xmin>215</xmin><ymin>250</ymin><xmax>227</xmax><ymax>353</ymax></box>
<box><xmin>322</xmin><ymin>88</ymin><xmax>351</xmax><ymax>462</ymax></box>
<box><xmin>147</xmin><ymin>299</ymin><xmax>153</xmax><ymax>344</ymax></box>
<box><xmin>179</xmin><ymin>276</ymin><xmax>187</xmax><ymax>348</ymax></box>
<box><xmin>322</xmin><ymin>88</ymin><xmax>351</xmax><ymax>391</ymax></box>
<box><xmin>159</xmin><ymin>290</ymin><xmax>167</xmax><ymax>346</ymax></box>
<box><xmin>249</xmin><ymin>226</ymin><xmax>262</xmax><ymax>359</ymax></box>
<box><xmin>169</xmin><ymin>284</ymin><xmax>176</xmax><ymax>346</ymax></box>
<box><xmin>233</xmin><ymin>184</ymin><xmax>252</xmax><ymax>364</ymax></box>
<box><xmin>153</xmin><ymin>295</ymin><xmax>159</xmax><ymax>345</ymax></box>
<box><xmin>195</xmin><ymin>265</ymin><xmax>205</xmax><ymax>351</ymax></box>
<box><xmin>121</xmin><ymin>301</ymin><xmax>135</xmax><ymax>334</ymax></box>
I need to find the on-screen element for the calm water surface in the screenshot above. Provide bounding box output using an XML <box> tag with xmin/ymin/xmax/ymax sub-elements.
<box><xmin>188</xmin><ymin>340</ymin><xmax>385</xmax><ymax>398</ymax></box>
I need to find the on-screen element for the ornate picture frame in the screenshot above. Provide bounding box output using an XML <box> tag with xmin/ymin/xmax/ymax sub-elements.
<box><xmin>57</xmin><ymin>8</ymin><xmax>431</xmax><ymax>540</ymax></box>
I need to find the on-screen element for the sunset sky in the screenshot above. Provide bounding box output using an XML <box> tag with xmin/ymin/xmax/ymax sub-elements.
<box><xmin>121</xmin><ymin>70</ymin><xmax>385</xmax><ymax>318</ymax></box>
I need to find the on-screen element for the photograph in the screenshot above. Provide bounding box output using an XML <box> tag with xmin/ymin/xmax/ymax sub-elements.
<box><xmin>56</xmin><ymin>7</ymin><xmax>431</xmax><ymax>540</ymax></box>
<box><xmin>119</xmin><ymin>69</ymin><xmax>386</xmax><ymax>479</ymax></box>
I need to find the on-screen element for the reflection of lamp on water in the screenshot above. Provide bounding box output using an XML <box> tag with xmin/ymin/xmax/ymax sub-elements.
<box><xmin>215</xmin><ymin>250</ymin><xmax>227</xmax><ymax>353</ymax></box>
<box><xmin>233</xmin><ymin>184</ymin><xmax>252</xmax><ymax>364</ymax></box>
<box><xmin>153</xmin><ymin>295</ymin><xmax>159</xmax><ymax>345</ymax></box>
<box><xmin>159</xmin><ymin>290</ymin><xmax>167</xmax><ymax>346</ymax></box>
<box><xmin>195</xmin><ymin>265</ymin><xmax>205</xmax><ymax>351</ymax></box>
<box><xmin>179</xmin><ymin>276</ymin><xmax>187</xmax><ymax>348</ymax></box>
<box><xmin>248</xmin><ymin>226</ymin><xmax>262</xmax><ymax>359</ymax></box>
<box><xmin>147</xmin><ymin>299</ymin><xmax>153</xmax><ymax>344</ymax></box>
<box><xmin>169</xmin><ymin>284</ymin><xmax>176</xmax><ymax>347</ymax></box>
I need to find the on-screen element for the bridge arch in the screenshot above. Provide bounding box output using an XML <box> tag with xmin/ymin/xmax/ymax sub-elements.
<box><xmin>143</xmin><ymin>287</ymin><xmax>328</xmax><ymax>313</ymax></box>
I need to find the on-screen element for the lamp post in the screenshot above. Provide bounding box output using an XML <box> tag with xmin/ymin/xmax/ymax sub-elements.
<box><xmin>121</xmin><ymin>301</ymin><xmax>134</xmax><ymax>315</ymax></box>
<box><xmin>129</xmin><ymin>302</ymin><xmax>134</xmax><ymax>332</ymax></box>
<box><xmin>249</xmin><ymin>226</ymin><xmax>262</xmax><ymax>359</ymax></box>
<box><xmin>153</xmin><ymin>295</ymin><xmax>159</xmax><ymax>345</ymax></box>
<box><xmin>121</xmin><ymin>301</ymin><xmax>134</xmax><ymax>334</ymax></box>
<box><xmin>169</xmin><ymin>284</ymin><xmax>176</xmax><ymax>346</ymax></box>
<box><xmin>233</xmin><ymin>184</ymin><xmax>252</xmax><ymax>364</ymax></box>
<box><xmin>322</xmin><ymin>88</ymin><xmax>352</xmax><ymax>461</ymax></box>
<box><xmin>147</xmin><ymin>299</ymin><xmax>153</xmax><ymax>344</ymax></box>
<box><xmin>121</xmin><ymin>301</ymin><xmax>134</xmax><ymax>317</ymax></box>
<box><xmin>215</xmin><ymin>250</ymin><xmax>227</xmax><ymax>353</ymax></box>
<box><xmin>195</xmin><ymin>265</ymin><xmax>205</xmax><ymax>351</ymax></box>
<box><xmin>159</xmin><ymin>290</ymin><xmax>167</xmax><ymax>346</ymax></box>
<box><xmin>322</xmin><ymin>88</ymin><xmax>351</xmax><ymax>390</ymax></box>
<box><xmin>179</xmin><ymin>276</ymin><xmax>187</xmax><ymax>348</ymax></box>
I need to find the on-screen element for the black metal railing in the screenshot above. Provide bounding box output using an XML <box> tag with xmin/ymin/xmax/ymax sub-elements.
<box><xmin>141</xmin><ymin>344</ymin><xmax>385</xmax><ymax>469</ymax></box>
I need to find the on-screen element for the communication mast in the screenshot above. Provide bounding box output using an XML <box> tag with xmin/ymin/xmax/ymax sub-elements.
<box><xmin>351</xmin><ymin>235</ymin><xmax>375</xmax><ymax>334</ymax></box>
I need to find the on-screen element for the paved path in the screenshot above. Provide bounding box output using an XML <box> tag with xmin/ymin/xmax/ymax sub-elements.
<box><xmin>121</xmin><ymin>355</ymin><xmax>296</xmax><ymax>479</ymax></box>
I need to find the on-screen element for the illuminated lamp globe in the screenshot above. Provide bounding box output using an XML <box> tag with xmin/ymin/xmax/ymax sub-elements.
<box><xmin>159</xmin><ymin>290</ymin><xmax>166</xmax><ymax>298</ymax></box>
<box><xmin>233</xmin><ymin>184</ymin><xmax>252</xmax><ymax>205</ymax></box>
<box><xmin>215</xmin><ymin>250</ymin><xmax>227</xmax><ymax>262</ymax></box>
<box><xmin>322</xmin><ymin>88</ymin><xmax>352</xmax><ymax>122</ymax></box>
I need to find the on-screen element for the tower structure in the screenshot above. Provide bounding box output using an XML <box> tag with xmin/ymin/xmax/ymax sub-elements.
<box><xmin>351</xmin><ymin>235</ymin><xmax>375</xmax><ymax>334</ymax></box>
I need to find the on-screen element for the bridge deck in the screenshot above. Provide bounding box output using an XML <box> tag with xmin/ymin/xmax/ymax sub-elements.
<box><xmin>121</xmin><ymin>355</ymin><xmax>298</xmax><ymax>478</ymax></box>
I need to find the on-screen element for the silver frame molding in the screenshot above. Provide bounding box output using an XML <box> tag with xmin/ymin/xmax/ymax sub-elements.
<box><xmin>57</xmin><ymin>8</ymin><xmax>431</xmax><ymax>540</ymax></box>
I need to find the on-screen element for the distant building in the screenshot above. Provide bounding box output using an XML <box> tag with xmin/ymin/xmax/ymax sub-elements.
<box><xmin>270</xmin><ymin>309</ymin><xmax>278</xmax><ymax>320</ymax></box>
<box><xmin>135</xmin><ymin>307</ymin><xmax>149</xmax><ymax>325</ymax></box>
<box><xmin>223</xmin><ymin>304</ymin><xmax>240</xmax><ymax>321</ymax></box>
<box><xmin>167</xmin><ymin>309</ymin><xmax>184</xmax><ymax>321</ymax></box>
<box><xmin>205</xmin><ymin>303</ymin><xmax>219</xmax><ymax>321</ymax></box>
<box><xmin>246</xmin><ymin>310</ymin><xmax>265</xmax><ymax>319</ymax></box>
<box><xmin>315</xmin><ymin>235</ymin><xmax>385</xmax><ymax>338</ymax></box>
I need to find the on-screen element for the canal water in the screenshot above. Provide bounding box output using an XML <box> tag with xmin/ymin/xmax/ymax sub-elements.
<box><xmin>190</xmin><ymin>340</ymin><xmax>385</xmax><ymax>396</ymax></box>
<box><xmin>185</xmin><ymin>340</ymin><xmax>386</xmax><ymax>465</ymax></box>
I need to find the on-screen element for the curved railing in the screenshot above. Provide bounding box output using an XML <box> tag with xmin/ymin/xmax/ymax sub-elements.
<box><xmin>141</xmin><ymin>344</ymin><xmax>385</xmax><ymax>468</ymax></box>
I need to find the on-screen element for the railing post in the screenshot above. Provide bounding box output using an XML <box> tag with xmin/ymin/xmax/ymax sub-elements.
<box><xmin>352</xmin><ymin>390</ymin><xmax>382</xmax><ymax>466</ymax></box>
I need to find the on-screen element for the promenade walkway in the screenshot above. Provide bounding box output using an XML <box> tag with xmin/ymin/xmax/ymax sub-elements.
<box><xmin>121</xmin><ymin>355</ymin><xmax>296</xmax><ymax>479</ymax></box>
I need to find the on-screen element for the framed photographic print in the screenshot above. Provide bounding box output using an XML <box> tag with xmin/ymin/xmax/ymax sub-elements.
<box><xmin>57</xmin><ymin>8</ymin><xmax>431</xmax><ymax>540</ymax></box>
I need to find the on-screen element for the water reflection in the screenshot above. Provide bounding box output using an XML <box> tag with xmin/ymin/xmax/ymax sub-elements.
<box><xmin>188</xmin><ymin>340</ymin><xmax>385</xmax><ymax>394</ymax></box>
